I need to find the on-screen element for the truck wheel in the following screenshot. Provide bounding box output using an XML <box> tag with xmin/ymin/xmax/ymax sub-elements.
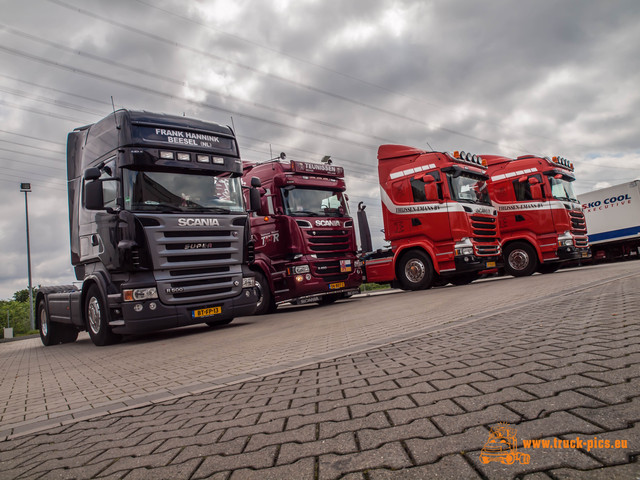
<box><xmin>504</xmin><ymin>242</ymin><xmax>538</xmax><ymax>277</ymax></box>
<box><xmin>398</xmin><ymin>250</ymin><xmax>433</xmax><ymax>290</ymax></box>
<box><xmin>450</xmin><ymin>273</ymin><xmax>478</xmax><ymax>286</ymax></box>
<box><xmin>38</xmin><ymin>298</ymin><xmax>57</xmax><ymax>346</ymax></box>
<box><xmin>254</xmin><ymin>271</ymin><xmax>276</xmax><ymax>315</ymax></box>
<box><xmin>85</xmin><ymin>285</ymin><xmax>120</xmax><ymax>346</ymax></box>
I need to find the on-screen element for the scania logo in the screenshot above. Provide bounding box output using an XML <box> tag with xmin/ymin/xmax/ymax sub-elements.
<box><xmin>165</xmin><ymin>287</ymin><xmax>184</xmax><ymax>294</ymax></box>
<box><xmin>178</xmin><ymin>218</ymin><xmax>220</xmax><ymax>227</ymax></box>
<box><xmin>315</xmin><ymin>219</ymin><xmax>341</xmax><ymax>227</ymax></box>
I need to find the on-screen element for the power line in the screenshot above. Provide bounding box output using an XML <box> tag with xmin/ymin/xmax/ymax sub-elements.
<box><xmin>0</xmin><ymin>128</ymin><xmax>66</xmax><ymax>147</ymax></box>
<box><xmin>43</xmin><ymin>0</ymin><xmax>536</xmax><ymax>153</ymax></box>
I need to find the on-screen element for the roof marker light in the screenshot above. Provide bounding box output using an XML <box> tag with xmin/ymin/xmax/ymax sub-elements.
<box><xmin>160</xmin><ymin>151</ymin><xmax>174</xmax><ymax>160</ymax></box>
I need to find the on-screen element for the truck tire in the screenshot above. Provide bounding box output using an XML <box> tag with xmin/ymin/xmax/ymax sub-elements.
<box><xmin>38</xmin><ymin>299</ymin><xmax>78</xmax><ymax>346</ymax></box>
<box><xmin>85</xmin><ymin>285</ymin><xmax>120</xmax><ymax>346</ymax></box>
<box><xmin>254</xmin><ymin>271</ymin><xmax>276</xmax><ymax>315</ymax></box>
<box><xmin>38</xmin><ymin>298</ymin><xmax>57</xmax><ymax>346</ymax></box>
<box><xmin>504</xmin><ymin>242</ymin><xmax>538</xmax><ymax>277</ymax></box>
<box><xmin>397</xmin><ymin>250</ymin><xmax>433</xmax><ymax>290</ymax></box>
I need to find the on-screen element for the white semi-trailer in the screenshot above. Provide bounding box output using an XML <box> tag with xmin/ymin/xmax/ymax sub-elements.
<box><xmin>579</xmin><ymin>180</ymin><xmax>640</xmax><ymax>261</ymax></box>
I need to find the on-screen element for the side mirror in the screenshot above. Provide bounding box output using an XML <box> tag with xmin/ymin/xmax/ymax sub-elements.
<box><xmin>251</xmin><ymin>176</ymin><xmax>261</xmax><ymax>188</ymax></box>
<box><xmin>249</xmin><ymin>188</ymin><xmax>263</xmax><ymax>214</ymax></box>
<box><xmin>85</xmin><ymin>180</ymin><xmax>104</xmax><ymax>210</ymax></box>
<box><xmin>84</xmin><ymin>167</ymin><xmax>101</xmax><ymax>181</ymax></box>
<box><xmin>424</xmin><ymin>182</ymin><xmax>439</xmax><ymax>202</ymax></box>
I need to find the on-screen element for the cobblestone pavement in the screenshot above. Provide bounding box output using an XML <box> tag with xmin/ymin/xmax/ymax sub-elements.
<box><xmin>1</xmin><ymin>263</ymin><xmax>638</xmax><ymax>443</ymax></box>
<box><xmin>0</xmin><ymin>264</ymin><xmax>639</xmax><ymax>479</ymax></box>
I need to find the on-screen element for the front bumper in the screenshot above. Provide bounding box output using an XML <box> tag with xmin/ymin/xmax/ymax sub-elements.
<box><xmin>557</xmin><ymin>245</ymin><xmax>591</xmax><ymax>261</ymax></box>
<box><xmin>453</xmin><ymin>255</ymin><xmax>501</xmax><ymax>274</ymax></box>
<box><xmin>109</xmin><ymin>287</ymin><xmax>258</xmax><ymax>334</ymax></box>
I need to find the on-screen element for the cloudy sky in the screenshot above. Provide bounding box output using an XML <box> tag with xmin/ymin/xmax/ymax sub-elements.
<box><xmin>1</xmin><ymin>0</ymin><xmax>639</xmax><ymax>300</ymax></box>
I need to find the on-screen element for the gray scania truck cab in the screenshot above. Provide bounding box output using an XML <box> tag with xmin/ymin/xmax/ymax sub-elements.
<box><xmin>36</xmin><ymin>110</ymin><xmax>261</xmax><ymax>346</ymax></box>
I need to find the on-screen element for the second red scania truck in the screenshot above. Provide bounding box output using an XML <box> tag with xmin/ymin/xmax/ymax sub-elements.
<box><xmin>362</xmin><ymin>145</ymin><xmax>502</xmax><ymax>290</ymax></box>
<box><xmin>483</xmin><ymin>154</ymin><xmax>590</xmax><ymax>276</ymax></box>
<box><xmin>243</xmin><ymin>157</ymin><xmax>362</xmax><ymax>314</ymax></box>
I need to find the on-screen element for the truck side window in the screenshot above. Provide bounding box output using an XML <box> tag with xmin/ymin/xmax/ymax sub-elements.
<box><xmin>410</xmin><ymin>171</ymin><xmax>442</xmax><ymax>202</ymax></box>
<box><xmin>264</xmin><ymin>188</ymin><xmax>274</xmax><ymax>215</ymax></box>
<box><xmin>512</xmin><ymin>174</ymin><xmax>543</xmax><ymax>201</ymax></box>
<box><xmin>100</xmin><ymin>159</ymin><xmax>118</xmax><ymax>209</ymax></box>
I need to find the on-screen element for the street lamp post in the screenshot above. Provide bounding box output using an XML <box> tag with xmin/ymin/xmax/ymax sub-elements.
<box><xmin>20</xmin><ymin>183</ymin><xmax>34</xmax><ymax>331</ymax></box>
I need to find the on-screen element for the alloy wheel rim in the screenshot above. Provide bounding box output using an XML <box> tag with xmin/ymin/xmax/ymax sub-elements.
<box><xmin>508</xmin><ymin>249</ymin><xmax>529</xmax><ymax>271</ymax></box>
<box><xmin>405</xmin><ymin>259</ymin><xmax>426</xmax><ymax>283</ymax></box>
<box><xmin>88</xmin><ymin>297</ymin><xmax>101</xmax><ymax>334</ymax></box>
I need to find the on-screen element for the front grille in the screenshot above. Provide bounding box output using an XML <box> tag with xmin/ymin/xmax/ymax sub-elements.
<box><xmin>314</xmin><ymin>260</ymin><xmax>342</xmax><ymax>276</ymax></box>
<box><xmin>570</xmin><ymin>211</ymin><xmax>587</xmax><ymax>235</ymax></box>
<box><xmin>477</xmin><ymin>245</ymin><xmax>500</xmax><ymax>255</ymax></box>
<box><xmin>304</xmin><ymin>229</ymin><xmax>351</xmax><ymax>254</ymax></box>
<box><xmin>470</xmin><ymin>214</ymin><xmax>499</xmax><ymax>248</ymax></box>
<box><xmin>575</xmin><ymin>237</ymin><xmax>589</xmax><ymax>247</ymax></box>
<box><xmin>138</xmin><ymin>214</ymin><xmax>245</xmax><ymax>305</ymax></box>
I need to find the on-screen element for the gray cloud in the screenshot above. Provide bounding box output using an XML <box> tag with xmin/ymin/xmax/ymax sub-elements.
<box><xmin>1</xmin><ymin>0</ymin><xmax>639</xmax><ymax>298</ymax></box>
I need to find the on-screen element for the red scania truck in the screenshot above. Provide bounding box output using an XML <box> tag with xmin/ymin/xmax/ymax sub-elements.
<box><xmin>362</xmin><ymin>145</ymin><xmax>502</xmax><ymax>290</ymax></box>
<box><xmin>242</xmin><ymin>158</ymin><xmax>362</xmax><ymax>314</ymax></box>
<box><xmin>483</xmin><ymin>154</ymin><xmax>589</xmax><ymax>276</ymax></box>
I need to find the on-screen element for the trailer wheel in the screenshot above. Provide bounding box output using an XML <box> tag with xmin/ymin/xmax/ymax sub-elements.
<box><xmin>85</xmin><ymin>285</ymin><xmax>120</xmax><ymax>346</ymax></box>
<box><xmin>38</xmin><ymin>298</ymin><xmax>56</xmax><ymax>346</ymax></box>
<box><xmin>504</xmin><ymin>242</ymin><xmax>538</xmax><ymax>277</ymax></box>
<box><xmin>398</xmin><ymin>250</ymin><xmax>433</xmax><ymax>290</ymax></box>
<box><xmin>254</xmin><ymin>271</ymin><xmax>276</xmax><ymax>315</ymax></box>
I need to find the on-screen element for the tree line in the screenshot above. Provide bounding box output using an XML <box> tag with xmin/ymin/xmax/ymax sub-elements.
<box><xmin>1</xmin><ymin>288</ymin><xmax>37</xmax><ymax>337</ymax></box>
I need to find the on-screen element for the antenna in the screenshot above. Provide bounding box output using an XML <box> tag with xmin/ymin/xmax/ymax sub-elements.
<box><xmin>110</xmin><ymin>96</ymin><xmax>120</xmax><ymax>130</ymax></box>
<box><xmin>230</xmin><ymin>116</ymin><xmax>236</xmax><ymax>133</ymax></box>
<box><xmin>426</xmin><ymin>141</ymin><xmax>434</xmax><ymax>151</ymax></box>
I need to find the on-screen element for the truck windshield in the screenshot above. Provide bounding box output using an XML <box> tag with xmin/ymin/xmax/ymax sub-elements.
<box><xmin>446</xmin><ymin>174</ymin><xmax>491</xmax><ymax>205</ymax></box>
<box><xmin>282</xmin><ymin>187</ymin><xmax>348</xmax><ymax>217</ymax></box>
<box><xmin>549</xmin><ymin>176</ymin><xmax>578</xmax><ymax>202</ymax></box>
<box><xmin>123</xmin><ymin>170</ymin><xmax>244</xmax><ymax>213</ymax></box>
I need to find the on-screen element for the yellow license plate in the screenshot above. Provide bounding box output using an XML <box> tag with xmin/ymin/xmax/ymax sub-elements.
<box><xmin>486</xmin><ymin>261</ymin><xmax>496</xmax><ymax>268</ymax></box>
<box><xmin>193</xmin><ymin>306</ymin><xmax>222</xmax><ymax>318</ymax></box>
<box><xmin>581</xmin><ymin>251</ymin><xmax>589</xmax><ymax>258</ymax></box>
<box><xmin>329</xmin><ymin>282</ymin><xmax>345</xmax><ymax>290</ymax></box>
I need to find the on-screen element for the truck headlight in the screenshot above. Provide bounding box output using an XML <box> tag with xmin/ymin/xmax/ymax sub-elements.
<box><xmin>242</xmin><ymin>277</ymin><xmax>255</xmax><ymax>288</ymax></box>
<box><xmin>558</xmin><ymin>231</ymin><xmax>574</xmax><ymax>247</ymax></box>
<box><xmin>292</xmin><ymin>264</ymin><xmax>310</xmax><ymax>274</ymax></box>
<box><xmin>454</xmin><ymin>237</ymin><xmax>474</xmax><ymax>256</ymax></box>
<box><xmin>123</xmin><ymin>287</ymin><xmax>158</xmax><ymax>302</ymax></box>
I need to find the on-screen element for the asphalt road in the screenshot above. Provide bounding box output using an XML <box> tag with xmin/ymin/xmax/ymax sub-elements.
<box><xmin>0</xmin><ymin>262</ymin><xmax>639</xmax><ymax>479</ymax></box>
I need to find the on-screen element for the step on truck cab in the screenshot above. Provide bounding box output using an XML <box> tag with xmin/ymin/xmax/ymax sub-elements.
<box><xmin>363</xmin><ymin>145</ymin><xmax>502</xmax><ymax>290</ymax></box>
<box><xmin>242</xmin><ymin>157</ymin><xmax>362</xmax><ymax>314</ymax></box>
<box><xmin>36</xmin><ymin>110</ymin><xmax>261</xmax><ymax>346</ymax></box>
<box><xmin>484</xmin><ymin>154</ymin><xmax>590</xmax><ymax>276</ymax></box>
